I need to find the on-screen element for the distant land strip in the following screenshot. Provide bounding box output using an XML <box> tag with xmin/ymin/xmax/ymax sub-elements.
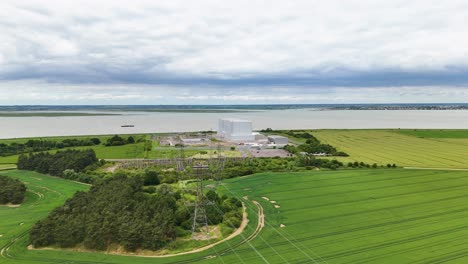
<box><xmin>1</xmin><ymin>103</ymin><xmax>468</xmax><ymax>112</ymax></box>
<box><xmin>0</xmin><ymin>112</ymin><xmax>121</xmax><ymax>117</ymax></box>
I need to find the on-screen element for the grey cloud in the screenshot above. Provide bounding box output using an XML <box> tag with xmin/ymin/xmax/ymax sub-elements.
<box><xmin>1</xmin><ymin>0</ymin><xmax>468</xmax><ymax>104</ymax></box>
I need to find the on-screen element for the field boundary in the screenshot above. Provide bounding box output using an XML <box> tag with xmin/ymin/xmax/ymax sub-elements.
<box><xmin>404</xmin><ymin>167</ymin><xmax>468</xmax><ymax>171</ymax></box>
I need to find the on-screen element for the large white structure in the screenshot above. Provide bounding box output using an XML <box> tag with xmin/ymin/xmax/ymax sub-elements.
<box><xmin>217</xmin><ymin>118</ymin><xmax>255</xmax><ymax>141</ymax></box>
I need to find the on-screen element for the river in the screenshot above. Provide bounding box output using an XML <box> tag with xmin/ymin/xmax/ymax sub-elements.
<box><xmin>1</xmin><ymin>109</ymin><xmax>468</xmax><ymax>139</ymax></box>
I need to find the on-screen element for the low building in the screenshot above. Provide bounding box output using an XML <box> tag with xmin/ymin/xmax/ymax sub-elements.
<box><xmin>181</xmin><ymin>138</ymin><xmax>205</xmax><ymax>144</ymax></box>
<box><xmin>267</xmin><ymin>135</ymin><xmax>289</xmax><ymax>145</ymax></box>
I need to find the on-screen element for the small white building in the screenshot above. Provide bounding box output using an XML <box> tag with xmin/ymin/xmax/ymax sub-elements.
<box><xmin>267</xmin><ymin>135</ymin><xmax>289</xmax><ymax>145</ymax></box>
<box><xmin>181</xmin><ymin>138</ymin><xmax>204</xmax><ymax>144</ymax></box>
<box><xmin>217</xmin><ymin>118</ymin><xmax>255</xmax><ymax>141</ymax></box>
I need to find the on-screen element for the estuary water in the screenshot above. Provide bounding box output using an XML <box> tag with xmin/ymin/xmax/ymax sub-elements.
<box><xmin>1</xmin><ymin>109</ymin><xmax>468</xmax><ymax>139</ymax></box>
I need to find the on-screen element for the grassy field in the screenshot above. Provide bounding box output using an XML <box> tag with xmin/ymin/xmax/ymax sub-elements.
<box><xmin>311</xmin><ymin>130</ymin><xmax>468</xmax><ymax>168</ymax></box>
<box><xmin>0</xmin><ymin>170</ymin><xmax>89</xmax><ymax>263</ymax></box>
<box><xmin>0</xmin><ymin>134</ymin><xmax>242</xmax><ymax>163</ymax></box>
<box><xmin>0</xmin><ymin>135</ymin><xmax>152</xmax><ymax>164</ymax></box>
<box><xmin>396</xmin><ymin>129</ymin><xmax>468</xmax><ymax>139</ymax></box>
<box><xmin>0</xmin><ymin>143</ymin><xmax>149</xmax><ymax>164</ymax></box>
<box><xmin>3</xmin><ymin>169</ymin><xmax>468</xmax><ymax>263</ymax></box>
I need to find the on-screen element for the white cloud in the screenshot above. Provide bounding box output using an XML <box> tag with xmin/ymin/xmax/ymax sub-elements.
<box><xmin>1</xmin><ymin>0</ymin><xmax>468</xmax><ymax>78</ymax></box>
<box><xmin>1</xmin><ymin>0</ymin><xmax>468</xmax><ymax>104</ymax></box>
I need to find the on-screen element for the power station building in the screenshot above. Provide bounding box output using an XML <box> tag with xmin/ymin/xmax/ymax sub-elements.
<box><xmin>217</xmin><ymin>118</ymin><xmax>255</xmax><ymax>141</ymax></box>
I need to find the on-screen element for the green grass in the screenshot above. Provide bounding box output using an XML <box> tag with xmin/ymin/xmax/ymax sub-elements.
<box><xmin>0</xmin><ymin>170</ymin><xmax>89</xmax><ymax>263</ymax></box>
<box><xmin>396</xmin><ymin>129</ymin><xmax>468</xmax><ymax>139</ymax></box>
<box><xmin>312</xmin><ymin>130</ymin><xmax>468</xmax><ymax>168</ymax></box>
<box><xmin>0</xmin><ymin>135</ymin><xmax>152</xmax><ymax>163</ymax></box>
<box><xmin>4</xmin><ymin>169</ymin><xmax>468</xmax><ymax>263</ymax></box>
<box><xmin>219</xmin><ymin>169</ymin><xmax>468</xmax><ymax>263</ymax></box>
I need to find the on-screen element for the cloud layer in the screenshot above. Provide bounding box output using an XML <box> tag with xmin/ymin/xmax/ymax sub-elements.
<box><xmin>1</xmin><ymin>0</ymin><xmax>468</xmax><ymax>104</ymax></box>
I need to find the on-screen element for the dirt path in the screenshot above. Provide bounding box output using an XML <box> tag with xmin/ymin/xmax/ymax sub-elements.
<box><xmin>248</xmin><ymin>201</ymin><xmax>265</xmax><ymax>240</ymax></box>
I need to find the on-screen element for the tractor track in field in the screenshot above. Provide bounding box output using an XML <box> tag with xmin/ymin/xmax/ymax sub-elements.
<box><xmin>0</xmin><ymin>229</ymin><xmax>30</xmax><ymax>259</ymax></box>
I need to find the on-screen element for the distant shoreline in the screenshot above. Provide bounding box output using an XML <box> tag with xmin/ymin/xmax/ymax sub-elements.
<box><xmin>1</xmin><ymin>103</ymin><xmax>468</xmax><ymax>112</ymax></box>
<box><xmin>0</xmin><ymin>112</ymin><xmax>121</xmax><ymax>117</ymax></box>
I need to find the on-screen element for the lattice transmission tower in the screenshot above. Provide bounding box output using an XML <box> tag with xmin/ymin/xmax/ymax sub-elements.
<box><xmin>191</xmin><ymin>163</ymin><xmax>211</xmax><ymax>236</ymax></box>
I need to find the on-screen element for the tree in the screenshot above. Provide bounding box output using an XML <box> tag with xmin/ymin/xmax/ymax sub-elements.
<box><xmin>143</xmin><ymin>170</ymin><xmax>160</xmax><ymax>185</ymax></box>
<box><xmin>18</xmin><ymin>149</ymin><xmax>98</xmax><ymax>178</ymax></box>
<box><xmin>0</xmin><ymin>176</ymin><xmax>27</xmax><ymax>204</ymax></box>
<box><xmin>90</xmin><ymin>138</ymin><xmax>101</xmax><ymax>145</ymax></box>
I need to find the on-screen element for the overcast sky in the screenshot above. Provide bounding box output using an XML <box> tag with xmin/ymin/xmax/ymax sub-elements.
<box><xmin>1</xmin><ymin>0</ymin><xmax>468</xmax><ymax>105</ymax></box>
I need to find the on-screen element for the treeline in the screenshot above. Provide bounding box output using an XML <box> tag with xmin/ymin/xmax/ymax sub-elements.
<box><xmin>283</xmin><ymin>131</ymin><xmax>348</xmax><ymax>156</ymax></box>
<box><xmin>105</xmin><ymin>135</ymin><xmax>136</xmax><ymax>146</ymax></box>
<box><xmin>0</xmin><ymin>138</ymin><xmax>101</xmax><ymax>157</ymax></box>
<box><xmin>17</xmin><ymin>149</ymin><xmax>99</xmax><ymax>177</ymax></box>
<box><xmin>0</xmin><ymin>176</ymin><xmax>26</xmax><ymax>204</ymax></box>
<box><xmin>218</xmin><ymin>156</ymin><xmax>396</xmax><ymax>178</ymax></box>
<box><xmin>30</xmin><ymin>174</ymin><xmax>242</xmax><ymax>252</ymax></box>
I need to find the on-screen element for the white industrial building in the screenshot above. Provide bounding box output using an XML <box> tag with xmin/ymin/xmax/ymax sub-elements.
<box><xmin>217</xmin><ymin>118</ymin><xmax>255</xmax><ymax>141</ymax></box>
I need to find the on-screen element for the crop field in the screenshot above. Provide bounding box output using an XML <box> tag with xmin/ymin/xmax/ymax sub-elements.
<box><xmin>396</xmin><ymin>129</ymin><xmax>468</xmax><ymax>139</ymax></box>
<box><xmin>312</xmin><ymin>130</ymin><xmax>468</xmax><ymax>168</ymax></box>
<box><xmin>3</xmin><ymin>169</ymin><xmax>468</xmax><ymax>263</ymax></box>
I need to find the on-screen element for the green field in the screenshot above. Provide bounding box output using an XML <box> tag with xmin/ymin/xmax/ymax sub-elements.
<box><xmin>312</xmin><ymin>130</ymin><xmax>468</xmax><ymax>168</ymax></box>
<box><xmin>3</xmin><ymin>169</ymin><xmax>468</xmax><ymax>263</ymax></box>
<box><xmin>396</xmin><ymin>129</ymin><xmax>468</xmax><ymax>139</ymax></box>
<box><xmin>0</xmin><ymin>134</ymin><xmax>242</xmax><ymax>163</ymax></box>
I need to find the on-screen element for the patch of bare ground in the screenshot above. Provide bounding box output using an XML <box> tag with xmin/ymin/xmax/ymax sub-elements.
<box><xmin>191</xmin><ymin>226</ymin><xmax>221</xmax><ymax>241</ymax></box>
<box><xmin>274</xmin><ymin>205</ymin><xmax>280</xmax><ymax>208</ymax></box>
<box><xmin>0</xmin><ymin>203</ymin><xmax>20</xmax><ymax>208</ymax></box>
<box><xmin>261</xmin><ymin>196</ymin><xmax>269</xmax><ymax>201</ymax></box>
<box><xmin>103</xmin><ymin>164</ymin><xmax>120</xmax><ymax>173</ymax></box>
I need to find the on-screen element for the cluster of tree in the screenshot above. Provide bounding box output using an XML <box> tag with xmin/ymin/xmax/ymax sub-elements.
<box><xmin>283</xmin><ymin>131</ymin><xmax>348</xmax><ymax>156</ymax></box>
<box><xmin>221</xmin><ymin>158</ymin><xmax>298</xmax><ymax>178</ymax></box>
<box><xmin>260</xmin><ymin>128</ymin><xmax>274</xmax><ymax>133</ymax></box>
<box><xmin>17</xmin><ymin>149</ymin><xmax>99</xmax><ymax>177</ymax></box>
<box><xmin>105</xmin><ymin>135</ymin><xmax>136</xmax><ymax>146</ymax></box>
<box><xmin>217</xmin><ymin>156</ymin><xmax>399</xmax><ymax>178</ymax></box>
<box><xmin>346</xmin><ymin>162</ymin><xmax>397</xmax><ymax>168</ymax></box>
<box><xmin>0</xmin><ymin>176</ymin><xmax>27</xmax><ymax>204</ymax></box>
<box><xmin>296</xmin><ymin>155</ymin><xmax>344</xmax><ymax>170</ymax></box>
<box><xmin>0</xmin><ymin>138</ymin><xmax>101</xmax><ymax>157</ymax></box>
<box><xmin>30</xmin><ymin>174</ymin><xmax>242</xmax><ymax>252</ymax></box>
